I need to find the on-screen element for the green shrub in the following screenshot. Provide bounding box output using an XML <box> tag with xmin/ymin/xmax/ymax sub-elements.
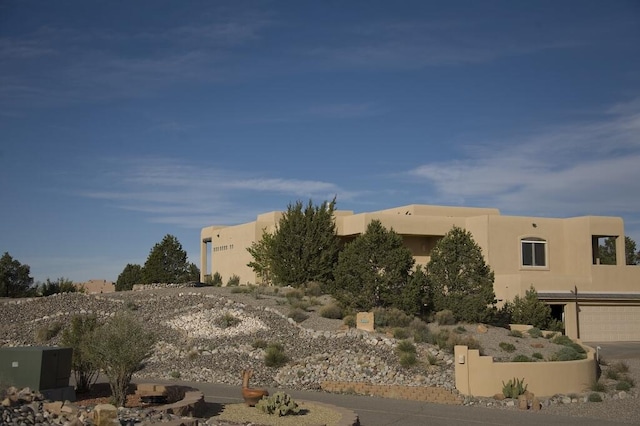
<box><xmin>499</xmin><ymin>342</ymin><xmax>516</xmax><ymax>353</ymax></box>
<box><xmin>256</xmin><ymin>391</ymin><xmax>299</xmax><ymax>416</ymax></box>
<box><xmin>566</xmin><ymin>342</ymin><xmax>586</xmax><ymax>354</ymax></box>
<box><xmin>610</xmin><ymin>361</ymin><xmax>630</xmax><ymax>374</ymax></box>
<box><xmin>226</xmin><ymin>274</ymin><xmax>240</xmax><ymax>286</ymax></box>
<box><xmin>548</xmin><ymin>318</ymin><xmax>565</xmax><ymax>332</ymax></box>
<box><xmin>508</xmin><ymin>330</ymin><xmax>523</xmax><ymax>338</ymax></box>
<box><xmin>616</xmin><ymin>381</ymin><xmax>631</xmax><ymax>391</ymax></box>
<box><xmin>410</xmin><ymin>319</ymin><xmax>430</xmax><ymax>343</ymax></box>
<box><xmin>35</xmin><ymin>321</ymin><xmax>63</xmax><ymax>343</ymax></box>
<box><xmin>252</xmin><ymin>339</ymin><xmax>268</xmax><ymax>349</ymax></box>
<box><xmin>589</xmin><ymin>380</ymin><xmax>606</xmax><ymax>392</ymax></box>
<box><xmin>532</xmin><ymin>352</ymin><xmax>543</xmax><ymax>360</ymax></box>
<box><xmin>288</xmin><ymin>308</ymin><xmax>309</xmax><ymax>323</ymax></box>
<box><xmin>319</xmin><ymin>303</ymin><xmax>343</xmax><ymax>319</ymax></box>
<box><xmin>396</xmin><ymin>340</ymin><xmax>416</xmax><ymax>354</ymax></box>
<box><xmin>621</xmin><ymin>376</ymin><xmax>635</xmax><ymax>387</ymax></box>
<box><xmin>393</xmin><ymin>328</ymin><xmax>410</xmax><ymax>339</ymax></box>
<box><xmin>373</xmin><ymin>307</ymin><xmax>413</xmax><ymax>328</ymax></box>
<box><xmin>426</xmin><ymin>353</ymin><xmax>439</xmax><ymax>365</ymax></box>
<box><xmin>61</xmin><ymin>314</ymin><xmax>99</xmax><ymax>393</ymax></box>
<box><xmin>285</xmin><ymin>289</ymin><xmax>304</xmax><ymax>301</ymax></box>
<box><xmin>502</xmin><ymin>377</ymin><xmax>528</xmax><ymax>398</ymax></box>
<box><xmin>454</xmin><ymin>325</ymin><xmax>467</xmax><ymax>334</ymax></box>
<box><xmin>550</xmin><ymin>346</ymin><xmax>586</xmax><ymax>361</ymax></box>
<box><xmin>170</xmin><ymin>371</ymin><xmax>181</xmax><ymax>379</ymax></box>
<box><xmin>512</xmin><ymin>354</ymin><xmax>532</xmax><ymax>362</ymax></box>
<box><xmin>551</xmin><ymin>334</ymin><xmax>572</xmax><ymax>346</ymax></box>
<box><xmin>216</xmin><ymin>313</ymin><xmax>241</xmax><ymax>328</ymax></box>
<box><xmin>87</xmin><ymin>311</ymin><xmax>156</xmax><ymax>407</ymax></box>
<box><xmin>588</xmin><ymin>392</ymin><xmax>602</xmax><ymax>402</ymax></box>
<box><xmin>303</xmin><ymin>282</ymin><xmax>323</xmax><ymax>297</ymax></box>
<box><xmin>527</xmin><ymin>327</ymin><xmax>543</xmax><ymax>338</ymax></box>
<box><xmin>264</xmin><ymin>343</ymin><xmax>288</xmax><ymax>367</ymax></box>
<box><xmin>289</xmin><ymin>299</ymin><xmax>311</xmax><ymax>311</ymax></box>
<box><xmin>343</xmin><ymin>315</ymin><xmax>356</xmax><ymax>328</ymax></box>
<box><xmin>434</xmin><ymin>309</ymin><xmax>456</xmax><ymax>325</ymax></box>
<box><xmin>211</xmin><ymin>272</ymin><xmax>223</xmax><ymax>286</ymax></box>
<box><xmin>606</xmin><ymin>369</ymin><xmax>620</xmax><ymax>380</ymax></box>
<box><xmin>399</xmin><ymin>352</ymin><xmax>417</xmax><ymax>368</ymax></box>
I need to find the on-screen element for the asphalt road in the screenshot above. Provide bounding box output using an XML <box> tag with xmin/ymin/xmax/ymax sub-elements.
<box><xmin>143</xmin><ymin>378</ymin><xmax>627</xmax><ymax>426</ymax></box>
<box><xmin>583</xmin><ymin>342</ymin><xmax>640</xmax><ymax>360</ymax></box>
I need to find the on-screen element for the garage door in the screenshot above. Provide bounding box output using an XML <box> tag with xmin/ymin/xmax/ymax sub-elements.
<box><xmin>580</xmin><ymin>305</ymin><xmax>640</xmax><ymax>342</ymax></box>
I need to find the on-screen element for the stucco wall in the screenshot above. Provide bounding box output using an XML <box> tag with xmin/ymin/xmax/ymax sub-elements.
<box><xmin>454</xmin><ymin>344</ymin><xmax>597</xmax><ymax>397</ymax></box>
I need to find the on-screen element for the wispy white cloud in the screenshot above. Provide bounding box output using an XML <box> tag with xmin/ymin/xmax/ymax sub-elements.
<box><xmin>408</xmin><ymin>99</ymin><xmax>640</xmax><ymax>221</ymax></box>
<box><xmin>78</xmin><ymin>158</ymin><xmax>353</xmax><ymax>228</ymax></box>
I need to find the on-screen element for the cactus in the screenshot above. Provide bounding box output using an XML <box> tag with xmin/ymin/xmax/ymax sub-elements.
<box><xmin>255</xmin><ymin>391</ymin><xmax>300</xmax><ymax>416</ymax></box>
<box><xmin>502</xmin><ymin>377</ymin><xmax>528</xmax><ymax>398</ymax></box>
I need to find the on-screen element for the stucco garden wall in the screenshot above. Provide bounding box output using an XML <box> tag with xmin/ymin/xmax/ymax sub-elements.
<box><xmin>454</xmin><ymin>344</ymin><xmax>597</xmax><ymax>397</ymax></box>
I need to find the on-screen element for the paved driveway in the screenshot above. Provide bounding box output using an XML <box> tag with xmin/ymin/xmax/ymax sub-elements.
<box><xmin>583</xmin><ymin>341</ymin><xmax>640</xmax><ymax>360</ymax></box>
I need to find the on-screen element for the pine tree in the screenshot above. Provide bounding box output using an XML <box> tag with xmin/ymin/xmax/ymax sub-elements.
<box><xmin>116</xmin><ymin>264</ymin><xmax>143</xmax><ymax>291</ymax></box>
<box><xmin>427</xmin><ymin>226</ymin><xmax>496</xmax><ymax>323</ymax></box>
<box><xmin>141</xmin><ymin>235</ymin><xmax>196</xmax><ymax>283</ymax></box>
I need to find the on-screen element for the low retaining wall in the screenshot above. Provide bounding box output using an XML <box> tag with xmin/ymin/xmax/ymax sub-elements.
<box><xmin>454</xmin><ymin>344</ymin><xmax>597</xmax><ymax>397</ymax></box>
<box><xmin>321</xmin><ymin>381</ymin><xmax>461</xmax><ymax>405</ymax></box>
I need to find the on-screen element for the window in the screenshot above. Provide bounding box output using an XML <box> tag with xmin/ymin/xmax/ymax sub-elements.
<box><xmin>522</xmin><ymin>238</ymin><xmax>546</xmax><ymax>267</ymax></box>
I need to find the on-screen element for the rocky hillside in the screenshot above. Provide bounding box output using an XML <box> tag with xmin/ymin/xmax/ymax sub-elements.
<box><xmin>0</xmin><ymin>286</ymin><xmax>456</xmax><ymax>391</ymax></box>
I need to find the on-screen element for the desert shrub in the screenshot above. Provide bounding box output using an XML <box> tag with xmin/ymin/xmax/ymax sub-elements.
<box><xmin>610</xmin><ymin>361</ymin><xmax>630</xmax><ymax>374</ymax></box>
<box><xmin>256</xmin><ymin>391</ymin><xmax>299</xmax><ymax>416</ymax></box>
<box><xmin>373</xmin><ymin>307</ymin><xmax>413</xmax><ymax>328</ymax></box>
<box><xmin>396</xmin><ymin>340</ymin><xmax>416</xmax><ymax>354</ymax></box>
<box><xmin>550</xmin><ymin>346</ymin><xmax>586</xmax><ymax>361</ymax></box>
<box><xmin>264</xmin><ymin>343</ymin><xmax>288</xmax><ymax>367</ymax></box>
<box><xmin>252</xmin><ymin>339</ymin><xmax>268</xmax><ymax>349</ymax></box>
<box><xmin>87</xmin><ymin>311</ymin><xmax>156</xmax><ymax>407</ymax></box>
<box><xmin>508</xmin><ymin>330</ymin><xmax>523</xmax><ymax>338</ymax></box>
<box><xmin>170</xmin><ymin>371</ymin><xmax>181</xmax><ymax>379</ymax></box>
<box><xmin>61</xmin><ymin>314</ymin><xmax>99</xmax><ymax>393</ymax></box>
<box><xmin>211</xmin><ymin>272</ymin><xmax>223</xmax><ymax>286</ymax></box>
<box><xmin>544</xmin><ymin>332</ymin><xmax>557</xmax><ymax>339</ymax></box>
<box><xmin>590</xmin><ymin>380</ymin><xmax>606</xmax><ymax>392</ymax></box>
<box><xmin>499</xmin><ymin>342</ymin><xmax>516</xmax><ymax>353</ymax></box>
<box><xmin>227</xmin><ymin>274</ymin><xmax>240</xmax><ymax>286</ymax></box>
<box><xmin>216</xmin><ymin>313</ymin><xmax>241</xmax><ymax>328</ymax></box>
<box><xmin>399</xmin><ymin>352</ymin><xmax>418</xmax><ymax>368</ymax></box>
<box><xmin>512</xmin><ymin>354</ymin><xmax>532</xmax><ymax>362</ymax></box>
<box><xmin>502</xmin><ymin>377</ymin><xmax>528</xmax><ymax>398</ymax></box>
<box><xmin>434</xmin><ymin>309</ymin><xmax>456</xmax><ymax>325</ymax></box>
<box><xmin>343</xmin><ymin>315</ymin><xmax>356</xmax><ymax>328</ymax></box>
<box><xmin>393</xmin><ymin>328</ymin><xmax>410</xmax><ymax>339</ymax></box>
<box><xmin>230</xmin><ymin>286</ymin><xmax>252</xmax><ymax>294</ymax></box>
<box><xmin>35</xmin><ymin>321</ymin><xmax>63</xmax><ymax>343</ymax></box>
<box><xmin>186</xmin><ymin>348</ymin><xmax>199</xmax><ymax>360</ymax></box>
<box><xmin>125</xmin><ymin>300</ymin><xmax>138</xmax><ymax>311</ymax></box>
<box><xmin>454</xmin><ymin>325</ymin><xmax>467</xmax><ymax>334</ymax></box>
<box><xmin>621</xmin><ymin>376</ymin><xmax>635</xmax><ymax>387</ymax></box>
<box><xmin>616</xmin><ymin>381</ymin><xmax>631</xmax><ymax>391</ymax></box>
<box><xmin>606</xmin><ymin>369</ymin><xmax>619</xmax><ymax>380</ymax></box>
<box><xmin>303</xmin><ymin>282</ymin><xmax>323</xmax><ymax>297</ymax></box>
<box><xmin>532</xmin><ymin>352</ymin><xmax>544</xmax><ymax>360</ymax></box>
<box><xmin>285</xmin><ymin>289</ymin><xmax>304</xmax><ymax>301</ymax></box>
<box><xmin>410</xmin><ymin>318</ymin><xmax>430</xmax><ymax>343</ymax></box>
<box><xmin>431</xmin><ymin>329</ymin><xmax>480</xmax><ymax>353</ymax></box>
<box><xmin>527</xmin><ymin>327</ymin><xmax>543</xmax><ymax>338</ymax></box>
<box><xmin>551</xmin><ymin>335</ymin><xmax>572</xmax><ymax>346</ymax></box>
<box><xmin>588</xmin><ymin>392</ymin><xmax>603</xmax><ymax>402</ymax></box>
<box><xmin>289</xmin><ymin>299</ymin><xmax>311</xmax><ymax>311</ymax></box>
<box><xmin>288</xmin><ymin>308</ymin><xmax>309</xmax><ymax>323</ymax></box>
<box><xmin>426</xmin><ymin>353</ymin><xmax>439</xmax><ymax>365</ymax></box>
<box><xmin>319</xmin><ymin>303</ymin><xmax>343</xmax><ymax>319</ymax></box>
<box><xmin>566</xmin><ymin>342</ymin><xmax>586</xmax><ymax>354</ymax></box>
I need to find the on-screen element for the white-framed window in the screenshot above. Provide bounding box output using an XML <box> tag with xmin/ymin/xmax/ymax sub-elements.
<box><xmin>521</xmin><ymin>238</ymin><xmax>547</xmax><ymax>267</ymax></box>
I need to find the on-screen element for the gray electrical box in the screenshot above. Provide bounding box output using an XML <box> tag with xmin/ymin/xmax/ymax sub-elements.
<box><xmin>0</xmin><ymin>346</ymin><xmax>73</xmax><ymax>391</ymax></box>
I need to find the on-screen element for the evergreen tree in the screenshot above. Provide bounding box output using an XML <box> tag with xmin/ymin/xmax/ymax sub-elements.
<box><xmin>247</xmin><ymin>228</ymin><xmax>275</xmax><ymax>285</ymax></box>
<box><xmin>40</xmin><ymin>277</ymin><xmax>77</xmax><ymax>296</ymax></box>
<box><xmin>510</xmin><ymin>286</ymin><xmax>553</xmax><ymax>329</ymax></box>
<box><xmin>141</xmin><ymin>235</ymin><xmax>195</xmax><ymax>283</ymax></box>
<box><xmin>116</xmin><ymin>264</ymin><xmax>143</xmax><ymax>291</ymax></box>
<box><xmin>0</xmin><ymin>252</ymin><xmax>34</xmax><ymax>297</ymax></box>
<box><xmin>269</xmin><ymin>198</ymin><xmax>340</xmax><ymax>287</ymax></box>
<box><xmin>598</xmin><ymin>236</ymin><xmax>639</xmax><ymax>265</ymax></box>
<box><xmin>427</xmin><ymin>226</ymin><xmax>496</xmax><ymax>323</ymax></box>
<box><xmin>332</xmin><ymin>220</ymin><xmax>424</xmax><ymax>314</ymax></box>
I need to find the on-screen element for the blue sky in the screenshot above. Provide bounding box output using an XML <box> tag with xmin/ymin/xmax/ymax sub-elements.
<box><xmin>1</xmin><ymin>1</ymin><xmax>639</xmax><ymax>283</ymax></box>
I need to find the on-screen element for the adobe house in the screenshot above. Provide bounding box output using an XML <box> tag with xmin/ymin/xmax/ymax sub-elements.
<box><xmin>77</xmin><ymin>279</ymin><xmax>115</xmax><ymax>294</ymax></box>
<box><xmin>200</xmin><ymin>204</ymin><xmax>640</xmax><ymax>342</ymax></box>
